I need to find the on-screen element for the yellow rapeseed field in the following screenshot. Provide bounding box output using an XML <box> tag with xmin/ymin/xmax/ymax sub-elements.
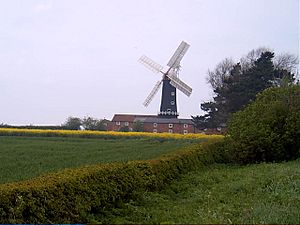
<box><xmin>0</xmin><ymin>128</ymin><xmax>223</xmax><ymax>140</ymax></box>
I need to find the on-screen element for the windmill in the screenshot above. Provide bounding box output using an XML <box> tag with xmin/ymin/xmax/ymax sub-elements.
<box><xmin>139</xmin><ymin>41</ymin><xmax>192</xmax><ymax>118</ymax></box>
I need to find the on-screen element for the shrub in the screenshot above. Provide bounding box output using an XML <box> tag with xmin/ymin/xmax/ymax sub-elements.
<box><xmin>119</xmin><ymin>126</ymin><xmax>130</xmax><ymax>132</ymax></box>
<box><xmin>226</xmin><ymin>84</ymin><xmax>300</xmax><ymax>164</ymax></box>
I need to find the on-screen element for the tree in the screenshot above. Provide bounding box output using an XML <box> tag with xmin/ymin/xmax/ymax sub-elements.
<box><xmin>95</xmin><ymin>120</ymin><xmax>108</xmax><ymax>131</ymax></box>
<box><xmin>193</xmin><ymin>48</ymin><xmax>298</xmax><ymax>129</ymax></box>
<box><xmin>226</xmin><ymin>84</ymin><xmax>300</xmax><ymax>164</ymax></box>
<box><xmin>240</xmin><ymin>47</ymin><xmax>270</xmax><ymax>71</ymax></box>
<box><xmin>119</xmin><ymin>126</ymin><xmax>130</xmax><ymax>132</ymax></box>
<box><xmin>82</xmin><ymin>117</ymin><xmax>107</xmax><ymax>131</ymax></box>
<box><xmin>132</xmin><ymin>120</ymin><xmax>144</xmax><ymax>132</ymax></box>
<box><xmin>63</xmin><ymin>117</ymin><xmax>82</xmax><ymax>130</ymax></box>
<box><xmin>207</xmin><ymin>58</ymin><xmax>235</xmax><ymax>90</ymax></box>
<box><xmin>273</xmin><ymin>53</ymin><xmax>298</xmax><ymax>74</ymax></box>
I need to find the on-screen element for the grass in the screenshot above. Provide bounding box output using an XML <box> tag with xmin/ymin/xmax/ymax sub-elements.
<box><xmin>0</xmin><ymin>136</ymin><xmax>198</xmax><ymax>184</ymax></box>
<box><xmin>94</xmin><ymin>159</ymin><xmax>300</xmax><ymax>224</ymax></box>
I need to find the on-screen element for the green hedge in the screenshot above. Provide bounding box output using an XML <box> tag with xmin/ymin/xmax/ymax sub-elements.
<box><xmin>0</xmin><ymin>140</ymin><xmax>222</xmax><ymax>223</ymax></box>
<box><xmin>226</xmin><ymin>85</ymin><xmax>300</xmax><ymax>164</ymax></box>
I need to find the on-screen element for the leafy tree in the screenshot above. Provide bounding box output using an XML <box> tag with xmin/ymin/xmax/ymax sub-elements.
<box><xmin>63</xmin><ymin>117</ymin><xmax>82</xmax><ymax>130</ymax></box>
<box><xmin>225</xmin><ymin>84</ymin><xmax>300</xmax><ymax>164</ymax></box>
<box><xmin>132</xmin><ymin>120</ymin><xmax>144</xmax><ymax>132</ymax></box>
<box><xmin>82</xmin><ymin>117</ymin><xmax>107</xmax><ymax>131</ymax></box>
<box><xmin>193</xmin><ymin>48</ymin><xmax>297</xmax><ymax>129</ymax></box>
<box><xmin>119</xmin><ymin>126</ymin><xmax>130</xmax><ymax>132</ymax></box>
<box><xmin>96</xmin><ymin>120</ymin><xmax>108</xmax><ymax>131</ymax></box>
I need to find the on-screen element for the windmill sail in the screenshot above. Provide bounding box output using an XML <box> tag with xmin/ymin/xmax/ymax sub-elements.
<box><xmin>168</xmin><ymin>74</ymin><xmax>192</xmax><ymax>97</ymax></box>
<box><xmin>139</xmin><ymin>40</ymin><xmax>192</xmax><ymax>114</ymax></box>
<box><xmin>139</xmin><ymin>55</ymin><xmax>164</xmax><ymax>74</ymax></box>
<box><xmin>167</xmin><ymin>41</ymin><xmax>190</xmax><ymax>69</ymax></box>
<box><xmin>143</xmin><ymin>80</ymin><xmax>163</xmax><ymax>107</ymax></box>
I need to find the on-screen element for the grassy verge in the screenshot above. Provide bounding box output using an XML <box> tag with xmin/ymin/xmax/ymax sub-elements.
<box><xmin>95</xmin><ymin>159</ymin><xmax>300</xmax><ymax>224</ymax></box>
<box><xmin>0</xmin><ymin>136</ymin><xmax>198</xmax><ymax>184</ymax></box>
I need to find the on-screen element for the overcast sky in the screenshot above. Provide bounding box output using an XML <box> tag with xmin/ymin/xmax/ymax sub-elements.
<box><xmin>0</xmin><ymin>0</ymin><xmax>299</xmax><ymax>125</ymax></box>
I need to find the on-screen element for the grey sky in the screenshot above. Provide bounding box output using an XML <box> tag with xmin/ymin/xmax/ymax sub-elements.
<box><xmin>0</xmin><ymin>0</ymin><xmax>299</xmax><ymax>125</ymax></box>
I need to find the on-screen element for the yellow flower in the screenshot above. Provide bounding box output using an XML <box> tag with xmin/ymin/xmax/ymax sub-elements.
<box><xmin>0</xmin><ymin>128</ymin><xmax>223</xmax><ymax>140</ymax></box>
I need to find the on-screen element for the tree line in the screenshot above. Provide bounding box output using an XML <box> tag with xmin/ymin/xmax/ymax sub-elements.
<box><xmin>62</xmin><ymin>116</ymin><xmax>108</xmax><ymax>130</ymax></box>
<box><xmin>0</xmin><ymin>117</ymin><xmax>108</xmax><ymax>131</ymax></box>
<box><xmin>192</xmin><ymin>47</ymin><xmax>298</xmax><ymax>129</ymax></box>
<box><xmin>63</xmin><ymin>116</ymin><xmax>144</xmax><ymax>132</ymax></box>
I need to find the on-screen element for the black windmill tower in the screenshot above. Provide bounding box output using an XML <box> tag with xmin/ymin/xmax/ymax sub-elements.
<box><xmin>139</xmin><ymin>41</ymin><xmax>192</xmax><ymax>118</ymax></box>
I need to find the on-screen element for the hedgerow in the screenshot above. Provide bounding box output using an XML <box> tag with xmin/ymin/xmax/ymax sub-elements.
<box><xmin>226</xmin><ymin>84</ymin><xmax>300</xmax><ymax>164</ymax></box>
<box><xmin>0</xmin><ymin>140</ymin><xmax>222</xmax><ymax>223</ymax></box>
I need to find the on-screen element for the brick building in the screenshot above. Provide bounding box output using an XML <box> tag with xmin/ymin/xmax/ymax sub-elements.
<box><xmin>107</xmin><ymin>114</ymin><xmax>196</xmax><ymax>134</ymax></box>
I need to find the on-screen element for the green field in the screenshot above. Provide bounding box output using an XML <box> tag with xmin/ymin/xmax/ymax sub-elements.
<box><xmin>0</xmin><ymin>136</ymin><xmax>197</xmax><ymax>184</ymax></box>
<box><xmin>95</xmin><ymin>159</ymin><xmax>300</xmax><ymax>224</ymax></box>
<box><xmin>2</xmin><ymin>134</ymin><xmax>299</xmax><ymax>224</ymax></box>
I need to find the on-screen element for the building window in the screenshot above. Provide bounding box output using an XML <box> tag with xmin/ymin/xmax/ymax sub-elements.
<box><xmin>183</xmin><ymin>130</ymin><xmax>188</xmax><ymax>134</ymax></box>
<box><xmin>153</xmin><ymin>129</ymin><xmax>157</xmax><ymax>133</ymax></box>
<box><xmin>168</xmin><ymin>129</ymin><xmax>173</xmax><ymax>133</ymax></box>
<box><xmin>153</xmin><ymin>123</ymin><xmax>157</xmax><ymax>127</ymax></box>
<box><xmin>171</xmin><ymin>92</ymin><xmax>175</xmax><ymax>96</ymax></box>
<box><xmin>125</xmin><ymin>122</ymin><xmax>129</xmax><ymax>126</ymax></box>
<box><xmin>116</xmin><ymin>121</ymin><xmax>120</xmax><ymax>126</ymax></box>
<box><xmin>170</xmin><ymin>100</ymin><xmax>175</xmax><ymax>105</ymax></box>
<box><xmin>184</xmin><ymin>124</ymin><xmax>188</xmax><ymax>128</ymax></box>
<box><xmin>169</xmin><ymin>123</ymin><xmax>173</xmax><ymax>128</ymax></box>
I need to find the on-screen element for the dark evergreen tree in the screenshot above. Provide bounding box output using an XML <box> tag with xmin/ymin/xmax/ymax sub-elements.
<box><xmin>193</xmin><ymin>50</ymin><xmax>296</xmax><ymax>129</ymax></box>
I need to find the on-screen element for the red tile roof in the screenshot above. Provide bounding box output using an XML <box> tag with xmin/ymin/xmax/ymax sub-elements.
<box><xmin>111</xmin><ymin>114</ymin><xmax>157</xmax><ymax>122</ymax></box>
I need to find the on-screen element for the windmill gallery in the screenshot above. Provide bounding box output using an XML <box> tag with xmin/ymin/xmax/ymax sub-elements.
<box><xmin>106</xmin><ymin>41</ymin><xmax>199</xmax><ymax>134</ymax></box>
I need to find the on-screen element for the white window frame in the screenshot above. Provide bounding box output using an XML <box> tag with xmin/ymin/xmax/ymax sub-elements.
<box><xmin>171</xmin><ymin>92</ymin><xmax>175</xmax><ymax>96</ymax></box>
<box><xmin>124</xmin><ymin>122</ymin><xmax>129</xmax><ymax>126</ymax></box>
<box><xmin>184</xmin><ymin>124</ymin><xmax>188</xmax><ymax>128</ymax></box>
<box><xmin>168</xmin><ymin>129</ymin><xmax>173</xmax><ymax>133</ymax></box>
<box><xmin>153</xmin><ymin>123</ymin><xmax>157</xmax><ymax>127</ymax></box>
<box><xmin>116</xmin><ymin>121</ymin><xmax>120</xmax><ymax>126</ymax></box>
<box><xmin>170</xmin><ymin>101</ymin><xmax>175</xmax><ymax>105</ymax></box>
<box><xmin>169</xmin><ymin>123</ymin><xmax>173</xmax><ymax>128</ymax></box>
<box><xmin>153</xmin><ymin>129</ymin><xmax>157</xmax><ymax>133</ymax></box>
<box><xmin>183</xmin><ymin>130</ymin><xmax>188</xmax><ymax>134</ymax></box>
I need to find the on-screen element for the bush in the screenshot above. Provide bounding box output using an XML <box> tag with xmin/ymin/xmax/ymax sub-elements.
<box><xmin>119</xmin><ymin>126</ymin><xmax>130</xmax><ymax>132</ymax></box>
<box><xmin>226</xmin><ymin>84</ymin><xmax>300</xmax><ymax>164</ymax></box>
